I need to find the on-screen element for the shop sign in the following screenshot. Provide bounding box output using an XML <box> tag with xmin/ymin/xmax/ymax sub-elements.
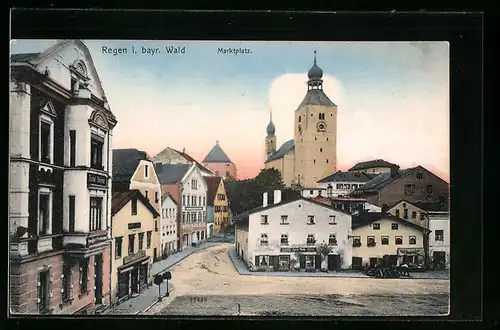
<box><xmin>280</xmin><ymin>247</ymin><xmax>317</xmax><ymax>253</ymax></box>
<box><xmin>123</xmin><ymin>250</ymin><xmax>146</xmax><ymax>265</ymax></box>
<box><xmin>87</xmin><ymin>173</ymin><xmax>107</xmax><ymax>187</ymax></box>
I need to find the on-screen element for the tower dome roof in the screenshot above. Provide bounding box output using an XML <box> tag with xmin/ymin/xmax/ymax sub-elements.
<box><xmin>266</xmin><ymin>120</ymin><xmax>275</xmax><ymax>136</ymax></box>
<box><xmin>307</xmin><ymin>51</ymin><xmax>323</xmax><ymax>79</ymax></box>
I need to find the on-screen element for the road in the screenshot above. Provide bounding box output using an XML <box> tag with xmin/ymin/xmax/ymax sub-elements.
<box><xmin>147</xmin><ymin>243</ymin><xmax>450</xmax><ymax>316</ymax></box>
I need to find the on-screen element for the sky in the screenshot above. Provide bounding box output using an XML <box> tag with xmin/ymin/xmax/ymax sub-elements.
<box><xmin>10</xmin><ymin>40</ymin><xmax>450</xmax><ymax>181</ymax></box>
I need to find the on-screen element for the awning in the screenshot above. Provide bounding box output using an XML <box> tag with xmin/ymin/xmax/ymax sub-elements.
<box><xmin>397</xmin><ymin>248</ymin><xmax>425</xmax><ymax>256</ymax></box>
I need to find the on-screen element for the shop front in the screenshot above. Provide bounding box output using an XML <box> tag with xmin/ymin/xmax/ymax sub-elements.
<box><xmin>116</xmin><ymin>250</ymin><xmax>150</xmax><ymax>303</ymax></box>
<box><xmin>397</xmin><ymin>248</ymin><xmax>425</xmax><ymax>266</ymax></box>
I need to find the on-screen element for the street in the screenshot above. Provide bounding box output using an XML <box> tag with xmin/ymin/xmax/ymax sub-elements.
<box><xmin>147</xmin><ymin>243</ymin><xmax>450</xmax><ymax>316</ymax></box>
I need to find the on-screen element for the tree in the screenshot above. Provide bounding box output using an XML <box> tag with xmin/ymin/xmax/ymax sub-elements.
<box><xmin>316</xmin><ymin>242</ymin><xmax>332</xmax><ymax>270</ymax></box>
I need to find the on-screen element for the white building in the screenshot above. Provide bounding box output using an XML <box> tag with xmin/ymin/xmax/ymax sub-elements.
<box><xmin>315</xmin><ymin>171</ymin><xmax>377</xmax><ymax>197</ymax></box>
<box><xmin>234</xmin><ymin>190</ymin><xmax>353</xmax><ymax>271</ymax></box>
<box><xmin>428</xmin><ymin>211</ymin><xmax>450</xmax><ymax>269</ymax></box>
<box><xmin>161</xmin><ymin>193</ymin><xmax>179</xmax><ymax>256</ymax></box>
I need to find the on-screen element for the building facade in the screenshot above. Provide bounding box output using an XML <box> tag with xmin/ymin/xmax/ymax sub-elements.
<box><xmin>316</xmin><ymin>171</ymin><xmax>376</xmax><ymax>197</ymax></box>
<box><xmin>152</xmin><ymin>146</ymin><xmax>214</xmax><ymax>177</ymax></box>
<box><xmin>112</xmin><ymin>149</ymin><xmax>162</xmax><ymax>262</ymax></box>
<box><xmin>157</xmin><ymin>163</ymin><xmax>208</xmax><ymax>249</ymax></box>
<box><xmin>204</xmin><ymin>176</ymin><xmax>230</xmax><ymax>234</ymax></box>
<box><xmin>202</xmin><ymin>141</ymin><xmax>237</xmax><ymax>179</ymax></box>
<box><xmin>160</xmin><ymin>193</ymin><xmax>179</xmax><ymax>257</ymax></box>
<box><xmin>428</xmin><ymin>211</ymin><xmax>450</xmax><ymax>269</ymax></box>
<box><xmin>387</xmin><ymin>200</ymin><xmax>430</xmax><ymax>229</ymax></box>
<box><xmin>110</xmin><ymin>190</ymin><xmax>159</xmax><ymax>305</ymax></box>
<box><xmin>264</xmin><ymin>52</ymin><xmax>338</xmax><ymax>188</ymax></box>
<box><xmin>9</xmin><ymin>40</ymin><xmax>117</xmax><ymax>314</ymax></box>
<box><xmin>234</xmin><ymin>191</ymin><xmax>353</xmax><ymax>271</ymax></box>
<box><xmin>353</xmin><ymin>165</ymin><xmax>450</xmax><ymax>209</ymax></box>
<box><xmin>351</xmin><ymin>213</ymin><xmax>430</xmax><ymax>269</ymax></box>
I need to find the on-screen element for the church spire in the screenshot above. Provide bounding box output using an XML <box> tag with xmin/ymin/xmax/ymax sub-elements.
<box><xmin>266</xmin><ymin>107</ymin><xmax>276</xmax><ymax>137</ymax></box>
<box><xmin>307</xmin><ymin>50</ymin><xmax>324</xmax><ymax>91</ymax></box>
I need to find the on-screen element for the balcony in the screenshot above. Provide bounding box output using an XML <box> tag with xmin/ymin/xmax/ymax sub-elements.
<box><xmin>10</xmin><ymin>234</ymin><xmax>64</xmax><ymax>258</ymax></box>
<box><xmin>62</xmin><ymin>231</ymin><xmax>108</xmax><ymax>250</ymax></box>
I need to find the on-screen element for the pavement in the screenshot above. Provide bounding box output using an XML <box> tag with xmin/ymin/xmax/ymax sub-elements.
<box><xmin>228</xmin><ymin>247</ymin><xmax>450</xmax><ymax>280</ymax></box>
<box><xmin>103</xmin><ymin>241</ymin><xmax>223</xmax><ymax>315</ymax></box>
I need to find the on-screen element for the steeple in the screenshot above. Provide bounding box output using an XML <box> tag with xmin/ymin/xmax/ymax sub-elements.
<box><xmin>307</xmin><ymin>50</ymin><xmax>324</xmax><ymax>91</ymax></box>
<box><xmin>266</xmin><ymin>108</ymin><xmax>276</xmax><ymax>137</ymax></box>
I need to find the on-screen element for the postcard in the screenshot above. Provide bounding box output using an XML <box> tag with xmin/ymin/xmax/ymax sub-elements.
<box><xmin>9</xmin><ymin>39</ymin><xmax>450</xmax><ymax>317</ymax></box>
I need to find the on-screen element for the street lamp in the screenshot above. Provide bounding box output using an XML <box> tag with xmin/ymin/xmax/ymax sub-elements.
<box><xmin>162</xmin><ymin>271</ymin><xmax>172</xmax><ymax>297</ymax></box>
<box><xmin>153</xmin><ymin>274</ymin><xmax>163</xmax><ymax>302</ymax></box>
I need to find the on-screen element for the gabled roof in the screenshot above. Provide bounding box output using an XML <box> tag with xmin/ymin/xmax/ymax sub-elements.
<box><xmin>153</xmin><ymin>147</ymin><xmax>213</xmax><ymax>174</ymax></box>
<box><xmin>357</xmin><ymin>168</ymin><xmax>413</xmax><ymax>193</ymax></box>
<box><xmin>112</xmin><ymin>149</ymin><xmax>152</xmax><ymax>183</ymax></box>
<box><xmin>232</xmin><ymin>196</ymin><xmax>351</xmax><ymax>223</ymax></box>
<box><xmin>352</xmin><ymin>212</ymin><xmax>430</xmax><ymax>233</ymax></box>
<box><xmin>111</xmin><ymin>190</ymin><xmax>160</xmax><ymax>217</ymax></box>
<box><xmin>204</xmin><ymin>176</ymin><xmax>223</xmax><ymax>205</ymax></box>
<box><xmin>387</xmin><ymin>199</ymin><xmax>449</xmax><ymax>213</ymax></box>
<box><xmin>156</xmin><ymin>163</ymin><xmax>192</xmax><ymax>185</ymax></box>
<box><xmin>161</xmin><ymin>192</ymin><xmax>179</xmax><ymax>205</ymax></box>
<box><xmin>11</xmin><ymin>52</ymin><xmax>40</xmax><ymax>62</ymax></box>
<box><xmin>203</xmin><ymin>141</ymin><xmax>232</xmax><ymax>163</ymax></box>
<box><xmin>297</xmin><ymin>89</ymin><xmax>336</xmax><ymax>108</ymax></box>
<box><xmin>317</xmin><ymin>171</ymin><xmax>374</xmax><ymax>183</ymax></box>
<box><xmin>265</xmin><ymin>139</ymin><xmax>295</xmax><ymax>163</ymax></box>
<box><xmin>349</xmin><ymin>159</ymin><xmax>398</xmax><ymax>171</ymax></box>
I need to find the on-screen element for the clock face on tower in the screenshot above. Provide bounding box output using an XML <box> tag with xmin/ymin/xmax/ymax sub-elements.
<box><xmin>317</xmin><ymin>121</ymin><xmax>327</xmax><ymax>132</ymax></box>
<box><xmin>298</xmin><ymin>124</ymin><xmax>302</xmax><ymax>135</ymax></box>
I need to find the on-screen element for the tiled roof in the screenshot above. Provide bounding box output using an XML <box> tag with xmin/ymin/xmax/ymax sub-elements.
<box><xmin>11</xmin><ymin>52</ymin><xmax>40</xmax><ymax>62</ymax></box>
<box><xmin>161</xmin><ymin>192</ymin><xmax>179</xmax><ymax>205</ymax></box>
<box><xmin>112</xmin><ymin>149</ymin><xmax>151</xmax><ymax>183</ymax></box>
<box><xmin>172</xmin><ymin>148</ymin><xmax>213</xmax><ymax>174</ymax></box>
<box><xmin>297</xmin><ymin>89</ymin><xmax>336</xmax><ymax>108</ymax></box>
<box><xmin>317</xmin><ymin>171</ymin><xmax>374</xmax><ymax>183</ymax></box>
<box><xmin>156</xmin><ymin>164</ymin><xmax>192</xmax><ymax>184</ymax></box>
<box><xmin>203</xmin><ymin>142</ymin><xmax>232</xmax><ymax>163</ymax></box>
<box><xmin>349</xmin><ymin>159</ymin><xmax>398</xmax><ymax>171</ymax></box>
<box><xmin>204</xmin><ymin>176</ymin><xmax>222</xmax><ymax>205</ymax></box>
<box><xmin>412</xmin><ymin>201</ymin><xmax>449</xmax><ymax>212</ymax></box>
<box><xmin>357</xmin><ymin>168</ymin><xmax>413</xmax><ymax>192</ymax></box>
<box><xmin>265</xmin><ymin>139</ymin><xmax>295</xmax><ymax>163</ymax></box>
<box><xmin>111</xmin><ymin>190</ymin><xmax>160</xmax><ymax>217</ymax></box>
<box><xmin>352</xmin><ymin>212</ymin><xmax>430</xmax><ymax>232</ymax></box>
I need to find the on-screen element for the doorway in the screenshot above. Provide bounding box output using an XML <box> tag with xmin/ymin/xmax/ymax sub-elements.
<box><xmin>352</xmin><ymin>257</ymin><xmax>363</xmax><ymax>270</ymax></box>
<box><xmin>153</xmin><ymin>248</ymin><xmax>157</xmax><ymax>262</ymax></box>
<box><xmin>131</xmin><ymin>268</ymin><xmax>139</xmax><ymax>294</ymax></box>
<box><xmin>327</xmin><ymin>254</ymin><xmax>340</xmax><ymax>271</ymax></box>
<box><xmin>94</xmin><ymin>254</ymin><xmax>103</xmax><ymax>304</ymax></box>
<box><xmin>369</xmin><ymin>257</ymin><xmax>378</xmax><ymax>267</ymax></box>
<box><xmin>433</xmin><ymin>251</ymin><xmax>446</xmax><ymax>269</ymax></box>
<box><xmin>118</xmin><ymin>271</ymin><xmax>130</xmax><ymax>299</ymax></box>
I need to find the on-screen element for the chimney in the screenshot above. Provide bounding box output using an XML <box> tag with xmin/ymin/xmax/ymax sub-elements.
<box><xmin>182</xmin><ymin>148</ymin><xmax>186</xmax><ymax>154</ymax></box>
<box><xmin>274</xmin><ymin>190</ymin><xmax>282</xmax><ymax>204</ymax></box>
<box><xmin>263</xmin><ymin>192</ymin><xmax>268</xmax><ymax>208</ymax></box>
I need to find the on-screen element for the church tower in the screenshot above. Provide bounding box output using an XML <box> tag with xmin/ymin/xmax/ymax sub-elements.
<box><xmin>265</xmin><ymin>108</ymin><xmax>277</xmax><ymax>160</ymax></box>
<box><xmin>293</xmin><ymin>51</ymin><xmax>337</xmax><ymax>188</ymax></box>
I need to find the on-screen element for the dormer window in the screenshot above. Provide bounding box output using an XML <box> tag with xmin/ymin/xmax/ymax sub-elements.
<box><xmin>145</xmin><ymin>165</ymin><xmax>149</xmax><ymax>178</ymax></box>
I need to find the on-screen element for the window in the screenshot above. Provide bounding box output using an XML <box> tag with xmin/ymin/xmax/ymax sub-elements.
<box><xmin>416</xmin><ymin>172</ymin><xmax>423</xmax><ymax>180</ymax></box>
<box><xmin>79</xmin><ymin>258</ymin><xmax>89</xmax><ymax>293</ymax></box>
<box><xmin>329</xmin><ymin>215</ymin><xmax>337</xmax><ymax>225</ymax></box>
<box><xmin>307</xmin><ymin>215</ymin><xmax>315</xmax><ymax>225</ymax></box>
<box><xmin>392</xmin><ymin>223</ymin><xmax>399</xmax><ymax>230</ymax></box>
<box><xmin>367</xmin><ymin>236</ymin><xmax>376</xmax><ymax>247</ymax></box>
<box><xmin>182</xmin><ymin>195</ymin><xmax>186</xmax><ymax>206</ymax></box>
<box><xmin>131</xmin><ymin>197</ymin><xmax>137</xmax><ymax>215</ymax></box>
<box><xmin>420</xmin><ymin>213</ymin><xmax>426</xmax><ymax>220</ymax></box>
<box><xmin>155</xmin><ymin>220</ymin><xmax>158</xmax><ymax>232</ymax></box>
<box><xmin>155</xmin><ymin>192</ymin><xmax>159</xmax><ymax>203</ymax></box>
<box><xmin>403</xmin><ymin>203</ymin><xmax>407</xmax><ymax>207</ymax></box>
<box><xmin>69</xmin><ymin>130</ymin><xmax>76</xmax><ymax>166</ymax></box>
<box><xmin>409</xmin><ymin>236</ymin><xmax>417</xmax><ymax>245</ymax></box>
<box><xmin>145</xmin><ymin>165</ymin><xmax>149</xmax><ymax>178</ymax></box>
<box><xmin>192</xmin><ymin>179</ymin><xmax>197</xmax><ymax>189</ymax></box>
<box><xmin>192</xmin><ymin>196</ymin><xmax>196</xmax><ymax>206</ymax></box>
<box><xmin>280</xmin><ymin>234</ymin><xmax>288</xmax><ymax>245</ymax></box>
<box><xmin>199</xmin><ymin>196</ymin><xmax>202</xmax><ymax>205</ymax></box>
<box><xmin>405</xmin><ymin>184</ymin><xmax>415</xmax><ymax>195</ymax></box>
<box><xmin>336</xmin><ymin>184</ymin><xmax>342</xmax><ymax>189</ymax></box>
<box><xmin>138</xmin><ymin>233</ymin><xmax>144</xmax><ymax>250</ymax></box>
<box><xmin>435</xmin><ymin>230</ymin><xmax>444</xmax><ymax>241</ymax></box>
<box><xmin>395</xmin><ymin>209</ymin><xmax>400</xmax><ymax>217</ymax></box>
<box><xmin>310</xmin><ymin>190</ymin><xmax>314</xmax><ymax>195</ymax></box>
<box><xmin>426</xmin><ymin>184</ymin><xmax>433</xmax><ymax>193</ymax></box>
<box><xmin>260</xmin><ymin>234</ymin><xmax>268</xmax><ymax>245</ymax></box>
<box><xmin>411</xmin><ymin>211</ymin><xmax>417</xmax><ymax>219</ymax></box>
<box><xmin>89</xmin><ymin>197</ymin><xmax>102</xmax><ymax>231</ymax></box>
<box><xmin>61</xmin><ymin>263</ymin><xmax>72</xmax><ymax>303</ymax></box>
<box><xmin>90</xmin><ymin>134</ymin><xmax>104</xmax><ymax>170</ymax></box>
<box><xmin>352</xmin><ymin>184</ymin><xmax>358</xmax><ymax>189</ymax></box>
<box><xmin>203</xmin><ymin>196</ymin><xmax>206</xmax><ymax>205</ymax></box>
<box><xmin>320</xmin><ymin>148</ymin><xmax>323</xmax><ymax>152</ymax></box>
<box><xmin>69</xmin><ymin>196</ymin><xmax>75</xmax><ymax>232</ymax></box>
<box><xmin>403</xmin><ymin>208</ymin><xmax>409</xmax><ymax>219</ymax></box>
<box><xmin>395</xmin><ymin>236</ymin><xmax>403</xmax><ymax>245</ymax></box>
<box><xmin>128</xmin><ymin>234</ymin><xmax>135</xmax><ymax>255</ymax></box>
<box><xmin>145</xmin><ymin>190</ymin><xmax>149</xmax><ymax>200</ymax></box>
<box><xmin>344</xmin><ymin>184</ymin><xmax>351</xmax><ymax>190</ymax></box>
<box><xmin>261</xmin><ymin>215</ymin><xmax>268</xmax><ymax>225</ymax></box>
<box><xmin>115</xmin><ymin>237</ymin><xmax>123</xmax><ymax>259</ymax></box>
<box><xmin>147</xmin><ymin>231</ymin><xmax>152</xmax><ymax>248</ymax></box>
<box><xmin>329</xmin><ymin>234</ymin><xmax>337</xmax><ymax>245</ymax></box>
<box><xmin>313</xmin><ymin>159</ymin><xmax>316</xmax><ymax>164</ymax></box>
<box><xmin>298</xmin><ymin>116</ymin><xmax>301</xmax><ymax>123</ymax></box>
<box><xmin>306</xmin><ymin>234</ymin><xmax>315</xmax><ymax>245</ymax></box>
<box><xmin>373</xmin><ymin>223</ymin><xmax>380</xmax><ymax>230</ymax></box>
<box><xmin>353</xmin><ymin>236</ymin><xmax>361</xmax><ymax>247</ymax></box>
<box><xmin>40</xmin><ymin>120</ymin><xmax>52</xmax><ymax>163</ymax></box>
<box><xmin>38</xmin><ymin>193</ymin><xmax>51</xmax><ymax>235</ymax></box>
<box><xmin>326</xmin><ymin>159</ymin><xmax>329</xmax><ymax>163</ymax></box>
<box><xmin>381</xmin><ymin>236</ymin><xmax>389</xmax><ymax>245</ymax></box>
<box><xmin>280</xmin><ymin>215</ymin><xmax>289</xmax><ymax>225</ymax></box>
<box><xmin>37</xmin><ymin>269</ymin><xmax>51</xmax><ymax>314</ymax></box>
